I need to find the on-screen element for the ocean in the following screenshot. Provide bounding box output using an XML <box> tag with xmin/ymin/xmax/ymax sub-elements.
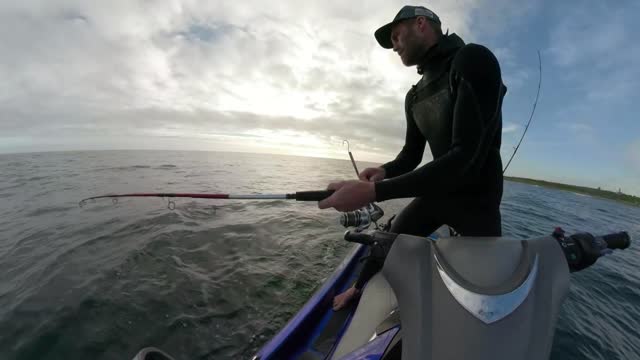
<box><xmin>0</xmin><ymin>150</ymin><xmax>639</xmax><ymax>360</ymax></box>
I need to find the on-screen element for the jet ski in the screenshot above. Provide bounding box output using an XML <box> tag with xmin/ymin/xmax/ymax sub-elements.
<box><xmin>133</xmin><ymin>204</ymin><xmax>632</xmax><ymax>360</ymax></box>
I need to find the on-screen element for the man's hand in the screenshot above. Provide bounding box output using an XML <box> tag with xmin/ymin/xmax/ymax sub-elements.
<box><xmin>359</xmin><ymin>167</ymin><xmax>386</xmax><ymax>182</ymax></box>
<box><xmin>318</xmin><ymin>180</ymin><xmax>376</xmax><ymax>212</ymax></box>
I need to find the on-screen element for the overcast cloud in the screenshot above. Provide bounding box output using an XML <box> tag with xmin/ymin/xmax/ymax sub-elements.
<box><xmin>1</xmin><ymin>0</ymin><xmax>525</xmax><ymax>160</ymax></box>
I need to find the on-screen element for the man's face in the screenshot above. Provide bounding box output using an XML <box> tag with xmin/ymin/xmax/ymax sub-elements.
<box><xmin>390</xmin><ymin>18</ymin><xmax>426</xmax><ymax>66</ymax></box>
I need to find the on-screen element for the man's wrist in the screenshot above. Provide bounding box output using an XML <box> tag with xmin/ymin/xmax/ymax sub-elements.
<box><xmin>374</xmin><ymin>178</ymin><xmax>394</xmax><ymax>202</ymax></box>
<box><xmin>367</xmin><ymin>181</ymin><xmax>376</xmax><ymax>202</ymax></box>
<box><xmin>379</xmin><ymin>164</ymin><xmax>390</xmax><ymax>179</ymax></box>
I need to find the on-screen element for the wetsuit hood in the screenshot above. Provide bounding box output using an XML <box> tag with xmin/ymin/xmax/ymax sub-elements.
<box><xmin>417</xmin><ymin>33</ymin><xmax>465</xmax><ymax>75</ymax></box>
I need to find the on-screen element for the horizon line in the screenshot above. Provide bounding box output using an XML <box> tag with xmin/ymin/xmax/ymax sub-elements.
<box><xmin>2</xmin><ymin>147</ymin><xmax>637</xmax><ymax>197</ymax></box>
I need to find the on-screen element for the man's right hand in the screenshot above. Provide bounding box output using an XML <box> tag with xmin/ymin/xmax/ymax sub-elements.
<box><xmin>359</xmin><ymin>167</ymin><xmax>386</xmax><ymax>182</ymax></box>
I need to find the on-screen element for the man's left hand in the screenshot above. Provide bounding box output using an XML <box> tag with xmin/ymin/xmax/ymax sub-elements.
<box><xmin>318</xmin><ymin>180</ymin><xmax>376</xmax><ymax>212</ymax></box>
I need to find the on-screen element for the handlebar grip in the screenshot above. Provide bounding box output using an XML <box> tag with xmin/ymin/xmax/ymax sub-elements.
<box><xmin>295</xmin><ymin>190</ymin><xmax>335</xmax><ymax>201</ymax></box>
<box><xmin>554</xmin><ymin>229</ymin><xmax>631</xmax><ymax>273</ymax></box>
<box><xmin>599</xmin><ymin>232</ymin><xmax>631</xmax><ymax>250</ymax></box>
<box><xmin>344</xmin><ymin>230</ymin><xmax>375</xmax><ymax>245</ymax></box>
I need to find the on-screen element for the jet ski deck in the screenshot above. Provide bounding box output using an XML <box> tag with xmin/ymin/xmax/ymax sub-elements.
<box><xmin>254</xmin><ymin>244</ymin><xmax>368</xmax><ymax>360</ymax></box>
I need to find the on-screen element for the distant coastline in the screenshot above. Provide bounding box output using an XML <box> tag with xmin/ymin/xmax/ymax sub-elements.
<box><xmin>506</xmin><ymin>176</ymin><xmax>640</xmax><ymax>207</ymax></box>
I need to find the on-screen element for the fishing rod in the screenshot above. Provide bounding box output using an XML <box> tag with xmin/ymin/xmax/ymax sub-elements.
<box><xmin>503</xmin><ymin>50</ymin><xmax>542</xmax><ymax>174</ymax></box>
<box><xmin>80</xmin><ymin>143</ymin><xmax>363</xmax><ymax>211</ymax></box>
<box><xmin>79</xmin><ymin>190</ymin><xmax>335</xmax><ymax>209</ymax></box>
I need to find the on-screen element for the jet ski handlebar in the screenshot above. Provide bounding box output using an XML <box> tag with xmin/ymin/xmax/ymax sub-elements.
<box><xmin>599</xmin><ymin>231</ymin><xmax>631</xmax><ymax>250</ymax></box>
<box><xmin>343</xmin><ymin>229</ymin><xmax>397</xmax><ymax>246</ymax></box>
<box><xmin>344</xmin><ymin>228</ymin><xmax>632</xmax><ymax>273</ymax></box>
<box><xmin>554</xmin><ymin>229</ymin><xmax>631</xmax><ymax>272</ymax></box>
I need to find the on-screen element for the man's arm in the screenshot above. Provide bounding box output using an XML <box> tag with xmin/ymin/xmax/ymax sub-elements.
<box><xmin>379</xmin><ymin>89</ymin><xmax>426</xmax><ymax>178</ymax></box>
<box><xmin>375</xmin><ymin>44</ymin><xmax>504</xmax><ymax>201</ymax></box>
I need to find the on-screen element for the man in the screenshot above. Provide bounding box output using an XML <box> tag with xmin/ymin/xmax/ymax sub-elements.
<box><xmin>319</xmin><ymin>5</ymin><xmax>507</xmax><ymax>310</ymax></box>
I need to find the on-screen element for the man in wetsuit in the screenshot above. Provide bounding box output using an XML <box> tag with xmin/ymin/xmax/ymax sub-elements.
<box><xmin>318</xmin><ymin>5</ymin><xmax>506</xmax><ymax>310</ymax></box>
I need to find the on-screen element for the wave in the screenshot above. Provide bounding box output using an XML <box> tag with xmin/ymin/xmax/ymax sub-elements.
<box><xmin>25</xmin><ymin>205</ymin><xmax>71</xmax><ymax>217</ymax></box>
<box><xmin>94</xmin><ymin>165</ymin><xmax>152</xmax><ymax>172</ymax></box>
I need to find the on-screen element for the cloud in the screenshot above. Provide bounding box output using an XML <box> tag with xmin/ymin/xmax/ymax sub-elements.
<box><xmin>491</xmin><ymin>47</ymin><xmax>531</xmax><ymax>90</ymax></box>
<box><xmin>547</xmin><ymin>2</ymin><xmax>640</xmax><ymax>103</ymax></box>
<box><xmin>502</xmin><ymin>122</ymin><xmax>520</xmax><ymax>134</ymax></box>
<box><xmin>555</xmin><ymin>122</ymin><xmax>595</xmax><ymax>144</ymax></box>
<box><xmin>466</xmin><ymin>0</ymin><xmax>543</xmax><ymax>38</ymax></box>
<box><xmin>8</xmin><ymin>0</ymin><xmax>611</xmax><ymax>177</ymax></box>
<box><xmin>1</xmin><ymin>0</ymin><xmax>497</xmax><ymax>161</ymax></box>
<box><xmin>0</xmin><ymin>103</ymin><xmax>409</xmax><ymax>161</ymax></box>
<box><xmin>558</xmin><ymin>122</ymin><xmax>593</xmax><ymax>133</ymax></box>
<box><xmin>548</xmin><ymin>9</ymin><xmax>629</xmax><ymax>68</ymax></box>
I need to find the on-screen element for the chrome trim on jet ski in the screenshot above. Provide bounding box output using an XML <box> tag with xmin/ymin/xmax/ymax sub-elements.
<box><xmin>434</xmin><ymin>253</ymin><xmax>538</xmax><ymax>324</ymax></box>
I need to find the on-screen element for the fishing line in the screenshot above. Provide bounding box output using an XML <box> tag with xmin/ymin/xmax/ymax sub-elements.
<box><xmin>503</xmin><ymin>50</ymin><xmax>542</xmax><ymax>174</ymax></box>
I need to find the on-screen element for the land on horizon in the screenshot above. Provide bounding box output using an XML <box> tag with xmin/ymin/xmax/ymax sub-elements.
<box><xmin>506</xmin><ymin>176</ymin><xmax>640</xmax><ymax>207</ymax></box>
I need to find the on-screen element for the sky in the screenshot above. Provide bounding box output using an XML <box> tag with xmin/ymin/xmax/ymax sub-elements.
<box><xmin>1</xmin><ymin>0</ymin><xmax>639</xmax><ymax>195</ymax></box>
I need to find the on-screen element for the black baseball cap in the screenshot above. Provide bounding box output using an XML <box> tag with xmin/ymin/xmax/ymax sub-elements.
<box><xmin>374</xmin><ymin>5</ymin><xmax>441</xmax><ymax>49</ymax></box>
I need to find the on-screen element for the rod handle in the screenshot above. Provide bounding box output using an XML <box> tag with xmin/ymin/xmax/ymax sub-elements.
<box><xmin>295</xmin><ymin>190</ymin><xmax>335</xmax><ymax>201</ymax></box>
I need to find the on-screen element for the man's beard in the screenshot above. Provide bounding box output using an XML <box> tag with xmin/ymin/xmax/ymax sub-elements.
<box><xmin>402</xmin><ymin>32</ymin><xmax>426</xmax><ymax>66</ymax></box>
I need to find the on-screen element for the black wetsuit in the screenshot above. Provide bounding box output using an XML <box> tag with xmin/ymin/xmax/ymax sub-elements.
<box><xmin>355</xmin><ymin>33</ymin><xmax>506</xmax><ymax>290</ymax></box>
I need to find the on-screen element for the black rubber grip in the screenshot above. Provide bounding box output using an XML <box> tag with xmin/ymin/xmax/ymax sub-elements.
<box><xmin>344</xmin><ymin>231</ymin><xmax>375</xmax><ymax>245</ymax></box>
<box><xmin>295</xmin><ymin>190</ymin><xmax>335</xmax><ymax>201</ymax></box>
<box><xmin>600</xmin><ymin>231</ymin><xmax>631</xmax><ymax>250</ymax></box>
